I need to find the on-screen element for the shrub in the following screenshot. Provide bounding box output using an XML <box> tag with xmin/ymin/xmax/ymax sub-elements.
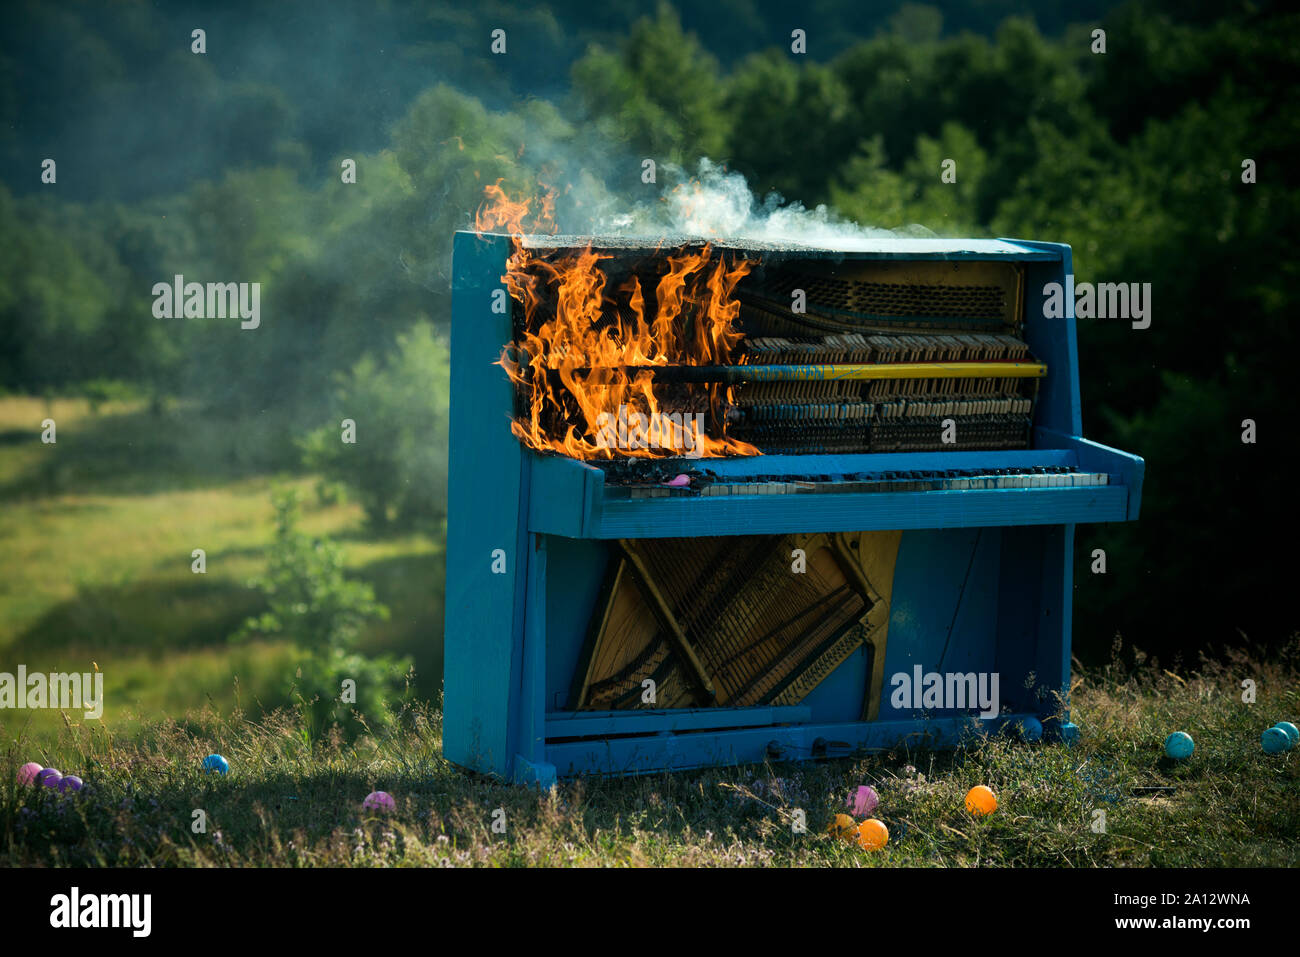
<box><xmin>234</xmin><ymin>487</ymin><xmax>408</xmax><ymax>736</ymax></box>
<box><xmin>300</xmin><ymin>321</ymin><xmax>449</xmax><ymax>534</ymax></box>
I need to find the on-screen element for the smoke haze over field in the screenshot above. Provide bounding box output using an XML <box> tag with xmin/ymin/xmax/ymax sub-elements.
<box><xmin>0</xmin><ymin>0</ymin><xmax>1114</xmax><ymax>201</ymax></box>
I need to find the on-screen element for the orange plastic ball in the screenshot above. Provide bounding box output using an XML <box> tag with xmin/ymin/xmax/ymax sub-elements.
<box><xmin>965</xmin><ymin>785</ymin><xmax>997</xmax><ymax>816</ymax></box>
<box><xmin>856</xmin><ymin>818</ymin><xmax>889</xmax><ymax>850</ymax></box>
<box><xmin>828</xmin><ymin>813</ymin><xmax>857</xmax><ymax>842</ymax></box>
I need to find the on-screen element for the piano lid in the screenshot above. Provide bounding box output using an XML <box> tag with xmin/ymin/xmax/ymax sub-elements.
<box><xmin>466</xmin><ymin>230</ymin><xmax>1064</xmax><ymax>262</ymax></box>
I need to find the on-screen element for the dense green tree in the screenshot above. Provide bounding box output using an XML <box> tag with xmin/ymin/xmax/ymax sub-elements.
<box><xmin>301</xmin><ymin>322</ymin><xmax>450</xmax><ymax>534</ymax></box>
<box><xmin>571</xmin><ymin>3</ymin><xmax>729</xmax><ymax>166</ymax></box>
<box><xmin>724</xmin><ymin>51</ymin><xmax>852</xmax><ymax>204</ymax></box>
<box><xmin>831</xmin><ymin>122</ymin><xmax>988</xmax><ymax>232</ymax></box>
<box><xmin>0</xmin><ymin>188</ymin><xmax>136</xmax><ymax>391</ymax></box>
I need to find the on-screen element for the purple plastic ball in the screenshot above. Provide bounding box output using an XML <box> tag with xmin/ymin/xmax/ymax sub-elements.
<box><xmin>58</xmin><ymin>774</ymin><xmax>83</xmax><ymax>794</ymax></box>
<box><xmin>35</xmin><ymin>768</ymin><xmax>63</xmax><ymax>789</ymax></box>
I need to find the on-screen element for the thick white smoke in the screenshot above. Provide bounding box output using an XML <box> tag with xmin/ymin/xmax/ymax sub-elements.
<box><xmin>581</xmin><ymin>159</ymin><xmax>932</xmax><ymax>247</ymax></box>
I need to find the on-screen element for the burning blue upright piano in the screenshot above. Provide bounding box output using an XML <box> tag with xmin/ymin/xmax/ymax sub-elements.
<box><xmin>443</xmin><ymin>231</ymin><xmax>1143</xmax><ymax>785</ymax></box>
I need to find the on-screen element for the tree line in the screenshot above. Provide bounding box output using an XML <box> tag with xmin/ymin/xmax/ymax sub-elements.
<box><xmin>1</xmin><ymin>0</ymin><xmax>1295</xmax><ymax>659</ymax></box>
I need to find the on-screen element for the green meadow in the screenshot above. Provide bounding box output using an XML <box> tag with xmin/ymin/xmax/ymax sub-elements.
<box><xmin>0</xmin><ymin>396</ymin><xmax>443</xmax><ymax>745</ymax></box>
<box><xmin>3</xmin><ymin>645</ymin><xmax>1296</xmax><ymax>867</ymax></box>
<box><xmin>3</xmin><ymin>395</ymin><xmax>1297</xmax><ymax>867</ymax></box>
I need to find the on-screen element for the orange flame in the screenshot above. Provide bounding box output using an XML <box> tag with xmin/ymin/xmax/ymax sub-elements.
<box><xmin>478</xmin><ymin>185</ymin><xmax>760</xmax><ymax>460</ymax></box>
<box><xmin>475</xmin><ymin>181</ymin><xmax>558</xmax><ymax>235</ymax></box>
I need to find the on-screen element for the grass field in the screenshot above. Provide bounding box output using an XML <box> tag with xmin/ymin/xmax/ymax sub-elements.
<box><xmin>2</xmin><ymin>396</ymin><xmax>1297</xmax><ymax>867</ymax></box>
<box><xmin>3</xmin><ymin>648</ymin><xmax>1297</xmax><ymax>866</ymax></box>
<box><xmin>0</xmin><ymin>396</ymin><xmax>443</xmax><ymax>744</ymax></box>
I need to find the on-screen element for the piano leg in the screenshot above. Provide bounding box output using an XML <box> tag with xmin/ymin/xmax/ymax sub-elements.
<box><xmin>1044</xmin><ymin>720</ymin><xmax>1081</xmax><ymax>746</ymax></box>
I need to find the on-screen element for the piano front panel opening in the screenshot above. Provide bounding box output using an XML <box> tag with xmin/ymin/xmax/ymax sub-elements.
<box><xmin>501</xmin><ymin>245</ymin><xmax>1040</xmax><ymax>459</ymax></box>
<box><xmin>566</xmin><ymin>530</ymin><xmax>902</xmax><ymax>719</ymax></box>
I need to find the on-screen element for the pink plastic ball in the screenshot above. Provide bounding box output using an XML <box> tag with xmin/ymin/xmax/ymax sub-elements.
<box><xmin>363</xmin><ymin>790</ymin><xmax>395</xmax><ymax>812</ymax></box>
<box><xmin>17</xmin><ymin>762</ymin><xmax>43</xmax><ymax>786</ymax></box>
<box><xmin>848</xmin><ymin>784</ymin><xmax>880</xmax><ymax>816</ymax></box>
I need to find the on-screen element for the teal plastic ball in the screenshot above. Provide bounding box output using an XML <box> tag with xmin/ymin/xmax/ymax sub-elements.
<box><xmin>1261</xmin><ymin>728</ymin><xmax>1290</xmax><ymax>754</ymax></box>
<box><xmin>1272</xmin><ymin>722</ymin><xmax>1298</xmax><ymax>747</ymax></box>
<box><xmin>1164</xmin><ymin>732</ymin><xmax>1194</xmax><ymax>760</ymax></box>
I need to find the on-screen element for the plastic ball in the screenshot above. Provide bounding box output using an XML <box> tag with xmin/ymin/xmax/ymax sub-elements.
<box><xmin>17</xmin><ymin>762</ymin><xmax>43</xmax><ymax>786</ymax></box>
<box><xmin>965</xmin><ymin>785</ymin><xmax>997</xmax><ymax>816</ymax></box>
<box><xmin>827</xmin><ymin>813</ymin><xmax>857</xmax><ymax>842</ymax></box>
<box><xmin>363</xmin><ymin>790</ymin><xmax>395</xmax><ymax>812</ymax></box>
<box><xmin>1164</xmin><ymin>731</ymin><xmax>1195</xmax><ymax>760</ymax></box>
<box><xmin>1272</xmin><ymin>722</ymin><xmax>1299</xmax><ymax>747</ymax></box>
<box><xmin>848</xmin><ymin>785</ymin><xmax>879</xmax><ymax>817</ymax></box>
<box><xmin>36</xmin><ymin>768</ymin><xmax>63</xmax><ymax>789</ymax></box>
<box><xmin>856</xmin><ymin>818</ymin><xmax>889</xmax><ymax>850</ymax></box>
<box><xmin>58</xmin><ymin>774</ymin><xmax>83</xmax><ymax>794</ymax></box>
<box><xmin>202</xmin><ymin>753</ymin><xmax>229</xmax><ymax>775</ymax></box>
<box><xmin>1017</xmin><ymin>716</ymin><xmax>1043</xmax><ymax>743</ymax></box>
<box><xmin>1261</xmin><ymin>727</ymin><xmax>1290</xmax><ymax>754</ymax></box>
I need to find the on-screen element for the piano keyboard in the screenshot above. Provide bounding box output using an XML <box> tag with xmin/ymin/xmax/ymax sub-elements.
<box><xmin>621</xmin><ymin>466</ymin><xmax>1108</xmax><ymax>498</ymax></box>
